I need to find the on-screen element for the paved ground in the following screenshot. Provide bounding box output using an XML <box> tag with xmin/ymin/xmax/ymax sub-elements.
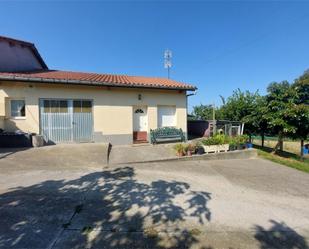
<box><xmin>0</xmin><ymin>147</ymin><xmax>309</xmax><ymax>248</ymax></box>
<box><xmin>108</xmin><ymin>143</ymin><xmax>176</xmax><ymax>164</ymax></box>
<box><xmin>0</xmin><ymin>143</ymin><xmax>109</xmax><ymax>170</ymax></box>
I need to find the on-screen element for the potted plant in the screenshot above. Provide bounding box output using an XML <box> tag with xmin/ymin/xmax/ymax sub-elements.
<box><xmin>229</xmin><ymin>137</ymin><xmax>237</xmax><ymax>151</ymax></box>
<box><xmin>235</xmin><ymin>135</ymin><xmax>248</xmax><ymax>150</ymax></box>
<box><xmin>201</xmin><ymin>137</ymin><xmax>219</xmax><ymax>153</ymax></box>
<box><xmin>217</xmin><ymin>135</ymin><xmax>230</xmax><ymax>152</ymax></box>
<box><xmin>173</xmin><ymin>143</ymin><xmax>186</xmax><ymax>157</ymax></box>
<box><xmin>245</xmin><ymin>135</ymin><xmax>253</xmax><ymax>149</ymax></box>
<box><xmin>195</xmin><ymin>141</ymin><xmax>205</xmax><ymax>155</ymax></box>
<box><xmin>186</xmin><ymin>143</ymin><xmax>196</xmax><ymax>156</ymax></box>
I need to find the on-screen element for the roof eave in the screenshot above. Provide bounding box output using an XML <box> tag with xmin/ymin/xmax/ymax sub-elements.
<box><xmin>0</xmin><ymin>75</ymin><xmax>197</xmax><ymax>91</ymax></box>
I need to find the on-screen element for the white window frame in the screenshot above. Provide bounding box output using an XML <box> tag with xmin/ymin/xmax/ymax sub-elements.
<box><xmin>10</xmin><ymin>99</ymin><xmax>26</xmax><ymax>119</ymax></box>
<box><xmin>158</xmin><ymin>105</ymin><xmax>176</xmax><ymax>128</ymax></box>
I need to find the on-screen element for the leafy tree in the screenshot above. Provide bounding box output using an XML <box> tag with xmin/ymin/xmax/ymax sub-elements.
<box><xmin>191</xmin><ymin>104</ymin><xmax>223</xmax><ymax>120</ymax></box>
<box><xmin>220</xmin><ymin>89</ymin><xmax>262</xmax><ymax>140</ymax></box>
<box><xmin>288</xmin><ymin>70</ymin><xmax>309</xmax><ymax>157</ymax></box>
<box><xmin>285</xmin><ymin>103</ymin><xmax>309</xmax><ymax>157</ymax></box>
<box><xmin>294</xmin><ymin>69</ymin><xmax>309</xmax><ymax>105</ymax></box>
<box><xmin>264</xmin><ymin>81</ymin><xmax>297</xmax><ymax>151</ymax></box>
<box><xmin>220</xmin><ymin>89</ymin><xmax>260</xmax><ymax>121</ymax></box>
<box><xmin>243</xmin><ymin>95</ymin><xmax>269</xmax><ymax>146</ymax></box>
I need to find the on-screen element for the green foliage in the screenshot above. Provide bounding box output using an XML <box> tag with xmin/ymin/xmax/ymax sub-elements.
<box><xmin>264</xmin><ymin>81</ymin><xmax>297</xmax><ymax>135</ymax></box>
<box><xmin>191</xmin><ymin>68</ymin><xmax>309</xmax><ymax>153</ymax></box>
<box><xmin>173</xmin><ymin>143</ymin><xmax>186</xmax><ymax>154</ymax></box>
<box><xmin>228</xmin><ymin>135</ymin><xmax>249</xmax><ymax>146</ymax></box>
<box><xmin>186</xmin><ymin>143</ymin><xmax>196</xmax><ymax>152</ymax></box>
<box><xmin>258</xmin><ymin>149</ymin><xmax>309</xmax><ymax>173</ymax></box>
<box><xmin>243</xmin><ymin>95</ymin><xmax>269</xmax><ymax>135</ymax></box>
<box><xmin>201</xmin><ymin>134</ymin><xmax>229</xmax><ymax>145</ymax></box>
<box><xmin>220</xmin><ymin>89</ymin><xmax>261</xmax><ymax>123</ymax></box>
<box><xmin>191</xmin><ymin>104</ymin><xmax>223</xmax><ymax>120</ymax></box>
<box><xmin>294</xmin><ymin>70</ymin><xmax>309</xmax><ymax>105</ymax></box>
<box><xmin>234</xmin><ymin>135</ymin><xmax>249</xmax><ymax>144</ymax></box>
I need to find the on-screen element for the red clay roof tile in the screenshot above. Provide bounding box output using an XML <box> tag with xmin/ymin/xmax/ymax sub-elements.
<box><xmin>0</xmin><ymin>70</ymin><xmax>196</xmax><ymax>90</ymax></box>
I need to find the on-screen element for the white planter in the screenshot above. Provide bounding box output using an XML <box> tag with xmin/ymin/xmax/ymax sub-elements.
<box><xmin>203</xmin><ymin>144</ymin><xmax>229</xmax><ymax>154</ymax></box>
<box><xmin>203</xmin><ymin>145</ymin><xmax>218</xmax><ymax>154</ymax></box>
<box><xmin>217</xmin><ymin>144</ymin><xmax>229</xmax><ymax>152</ymax></box>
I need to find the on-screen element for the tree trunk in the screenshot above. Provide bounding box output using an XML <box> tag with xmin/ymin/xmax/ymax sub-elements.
<box><xmin>261</xmin><ymin>131</ymin><xmax>265</xmax><ymax>148</ymax></box>
<box><xmin>300</xmin><ymin>139</ymin><xmax>304</xmax><ymax>160</ymax></box>
<box><xmin>279</xmin><ymin>137</ymin><xmax>283</xmax><ymax>151</ymax></box>
<box><xmin>274</xmin><ymin>132</ymin><xmax>283</xmax><ymax>153</ymax></box>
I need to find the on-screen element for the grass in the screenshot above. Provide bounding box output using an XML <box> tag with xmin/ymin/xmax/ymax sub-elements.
<box><xmin>253</xmin><ymin>138</ymin><xmax>308</xmax><ymax>155</ymax></box>
<box><xmin>256</xmin><ymin>146</ymin><xmax>309</xmax><ymax>173</ymax></box>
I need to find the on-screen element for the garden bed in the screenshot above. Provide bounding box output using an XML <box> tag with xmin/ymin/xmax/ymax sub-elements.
<box><xmin>173</xmin><ymin>134</ymin><xmax>252</xmax><ymax>157</ymax></box>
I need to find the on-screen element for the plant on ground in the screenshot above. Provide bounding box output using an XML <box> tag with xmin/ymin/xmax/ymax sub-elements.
<box><xmin>186</xmin><ymin>143</ymin><xmax>196</xmax><ymax>152</ymax></box>
<box><xmin>173</xmin><ymin>143</ymin><xmax>186</xmax><ymax>155</ymax></box>
<box><xmin>234</xmin><ymin>135</ymin><xmax>249</xmax><ymax>145</ymax></box>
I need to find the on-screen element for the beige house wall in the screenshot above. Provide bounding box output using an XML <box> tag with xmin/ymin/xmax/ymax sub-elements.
<box><xmin>0</xmin><ymin>81</ymin><xmax>188</xmax><ymax>144</ymax></box>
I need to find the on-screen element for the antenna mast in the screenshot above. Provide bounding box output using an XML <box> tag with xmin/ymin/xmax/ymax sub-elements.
<box><xmin>164</xmin><ymin>49</ymin><xmax>172</xmax><ymax>79</ymax></box>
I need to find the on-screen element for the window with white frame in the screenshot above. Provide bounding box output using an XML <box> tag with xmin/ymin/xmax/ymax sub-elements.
<box><xmin>158</xmin><ymin>106</ymin><xmax>176</xmax><ymax>127</ymax></box>
<box><xmin>11</xmin><ymin>100</ymin><xmax>25</xmax><ymax>117</ymax></box>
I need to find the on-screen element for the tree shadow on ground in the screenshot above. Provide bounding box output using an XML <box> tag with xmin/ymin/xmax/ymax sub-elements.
<box><xmin>254</xmin><ymin>220</ymin><xmax>309</xmax><ymax>249</ymax></box>
<box><xmin>0</xmin><ymin>166</ymin><xmax>211</xmax><ymax>248</ymax></box>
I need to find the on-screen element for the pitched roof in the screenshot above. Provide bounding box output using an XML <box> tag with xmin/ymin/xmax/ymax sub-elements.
<box><xmin>0</xmin><ymin>70</ymin><xmax>196</xmax><ymax>90</ymax></box>
<box><xmin>0</xmin><ymin>36</ymin><xmax>48</xmax><ymax>70</ymax></box>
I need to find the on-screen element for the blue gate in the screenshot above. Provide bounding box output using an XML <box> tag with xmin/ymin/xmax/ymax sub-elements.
<box><xmin>40</xmin><ymin>99</ymin><xmax>93</xmax><ymax>143</ymax></box>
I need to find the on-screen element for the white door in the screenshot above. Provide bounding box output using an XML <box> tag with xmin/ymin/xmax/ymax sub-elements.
<box><xmin>133</xmin><ymin>107</ymin><xmax>148</xmax><ymax>131</ymax></box>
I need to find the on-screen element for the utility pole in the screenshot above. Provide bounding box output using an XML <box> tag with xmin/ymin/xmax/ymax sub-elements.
<box><xmin>164</xmin><ymin>49</ymin><xmax>172</xmax><ymax>79</ymax></box>
<box><xmin>212</xmin><ymin>102</ymin><xmax>216</xmax><ymax>135</ymax></box>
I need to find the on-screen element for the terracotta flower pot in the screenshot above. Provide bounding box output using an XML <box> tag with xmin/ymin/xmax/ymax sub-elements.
<box><xmin>177</xmin><ymin>151</ymin><xmax>184</xmax><ymax>157</ymax></box>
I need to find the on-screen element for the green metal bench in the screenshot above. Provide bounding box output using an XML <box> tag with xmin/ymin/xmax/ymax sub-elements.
<box><xmin>150</xmin><ymin>127</ymin><xmax>185</xmax><ymax>144</ymax></box>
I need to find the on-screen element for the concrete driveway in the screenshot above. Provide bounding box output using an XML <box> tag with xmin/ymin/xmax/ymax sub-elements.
<box><xmin>0</xmin><ymin>149</ymin><xmax>309</xmax><ymax>248</ymax></box>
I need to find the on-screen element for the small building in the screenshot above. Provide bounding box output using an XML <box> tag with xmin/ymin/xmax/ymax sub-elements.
<box><xmin>0</xmin><ymin>36</ymin><xmax>196</xmax><ymax>145</ymax></box>
<box><xmin>188</xmin><ymin>119</ymin><xmax>243</xmax><ymax>138</ymax></box>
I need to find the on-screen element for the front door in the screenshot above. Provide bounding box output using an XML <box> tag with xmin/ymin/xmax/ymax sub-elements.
<box><xmin>133</xmin><ymin>106</ymin><xmax>148</xmax><ymax>141</ymax></box>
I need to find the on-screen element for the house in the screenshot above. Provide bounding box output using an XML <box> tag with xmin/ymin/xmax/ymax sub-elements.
<box><xmin>0</xmin><ymin>36</ymin><xmax>196</xmax><ymax>145</ymax></box>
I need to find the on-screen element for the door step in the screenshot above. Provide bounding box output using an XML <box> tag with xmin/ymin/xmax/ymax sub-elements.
<box><xmin>133</xmin><ymin>140</ymin><xmax>149</xmax><ymax>145</ymax></box>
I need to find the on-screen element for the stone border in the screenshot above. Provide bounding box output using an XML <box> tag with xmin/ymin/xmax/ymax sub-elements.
<box><xmin>112</xmin><ymin>149</ymin><xmax>257</xmax><ymax>165</ymax></box>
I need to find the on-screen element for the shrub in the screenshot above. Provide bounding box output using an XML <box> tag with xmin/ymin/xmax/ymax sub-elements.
<box><xmin>234</xmin><ymin>135</ymin><xmax>249</xmax><ymax>145</ymax></box>
<box><xmin>187</xmin><ymin>143</ymin><xmax>196</xmax><ymax>152</ymax></box>
<box><xmin>228</xmin><ymin>135</ymin><xmax>250</xmax><ymax>148</ymax></box>
<box><xmin>202</xmin><ymin>134</ymin><xmax>230</xmax><ymax>146</ymax></box>
<box><xmin>173</xmin><ymin>143</ymin><xmax>186</xmax><ymax>155</ymax></box>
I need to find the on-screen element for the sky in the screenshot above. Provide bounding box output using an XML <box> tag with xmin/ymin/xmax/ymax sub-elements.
<box><xmin>1</xmin><ymin>0</ymin><xmax>309</xmax><ymax>112</ymax></box>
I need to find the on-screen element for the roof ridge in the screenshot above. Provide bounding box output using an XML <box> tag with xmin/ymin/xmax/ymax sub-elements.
<box><xmin>39</xmin><ymin>69</ymin><xmax>185</xmax><ymax>82</ymax></box>
<box><xmin>0</xmin><ymin>35</ymin><xmax>34</xmax><ymax>47</ymax></box>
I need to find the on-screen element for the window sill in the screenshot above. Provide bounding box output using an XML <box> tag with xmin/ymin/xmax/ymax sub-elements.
<box><xmin>10</xmin><ymin>117</ymin><xmax>26</xmax><ymax>120</ymax></box>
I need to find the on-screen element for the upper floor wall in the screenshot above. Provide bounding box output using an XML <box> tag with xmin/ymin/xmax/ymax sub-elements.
<box><xmin>0</xmin><ymin>36</ymin><xmax>47</xmax><ymax>72</ymax></box>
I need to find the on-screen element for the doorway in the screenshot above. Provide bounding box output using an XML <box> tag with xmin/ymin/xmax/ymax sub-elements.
<box><xmin>133</xmin><ymin>106</ymin><xmax>148</xmax><ymax>143</ymax></box>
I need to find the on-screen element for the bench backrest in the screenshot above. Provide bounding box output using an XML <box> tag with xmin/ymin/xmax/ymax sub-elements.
<box><xmin>150</xmin><ymin>127</ymin><xmax>185</xmax><ymax>144</ymax></box>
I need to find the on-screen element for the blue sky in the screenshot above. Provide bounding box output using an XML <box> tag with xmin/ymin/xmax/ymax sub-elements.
<box><xmin>1</xmin><ymin>1</ymin><xmax>309</xmax><ymax>111</ymax></box>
